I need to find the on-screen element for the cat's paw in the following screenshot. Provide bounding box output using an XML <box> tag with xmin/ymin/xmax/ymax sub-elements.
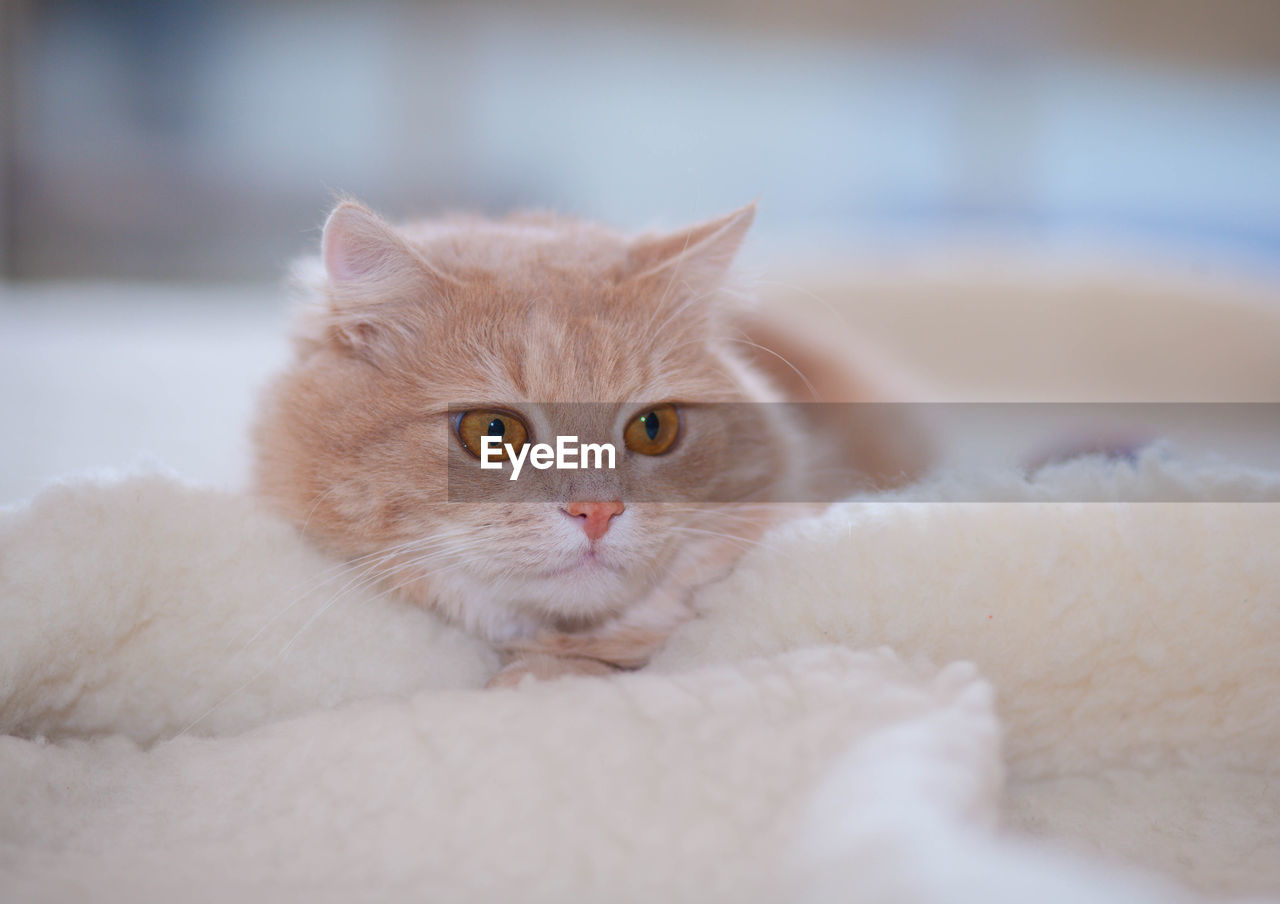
<box><xmin>485</xmin><ymin>654</ymin><xmax>620</xmax><ymax>689</ymax></box>
<box><xmin>502</xmin><ymin>624</ymin><xmax>669</xmax><ymax>671</ymax></box>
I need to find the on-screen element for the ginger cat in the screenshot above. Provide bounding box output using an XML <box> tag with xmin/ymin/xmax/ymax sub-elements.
<box><xmin>253</xmin><ymin>200</ymin><xmax>925</xmax><ymax>686</ymax></box>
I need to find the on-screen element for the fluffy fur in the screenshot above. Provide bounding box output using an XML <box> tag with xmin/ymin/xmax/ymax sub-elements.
<box><xmin>253</xmin><ymin>202</ymin><xmax>923</xmax><ymax>682</ymax></box>
<box><xmin>1</xmin><ymin>452</ymin><xmax>1277</xmax><ymax>901</ymax></box>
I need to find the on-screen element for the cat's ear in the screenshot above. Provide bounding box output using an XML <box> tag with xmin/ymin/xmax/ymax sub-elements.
<box><xmin>623</xmin><ymin>203</ymin><xmax>756</xmax><ymax>294</ymax></box>
<box><xmin>319</xmin><ymin>200</ymin><xmax>451</xmax><ymax>355</ymax></box>
<box><xmin>322</xmin><ymin>200</ymin><xmax>444</xmax><ymax>297</ymax></box>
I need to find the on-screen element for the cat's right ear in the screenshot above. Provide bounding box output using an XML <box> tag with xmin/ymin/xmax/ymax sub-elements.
<box><xmin>319</xmin><ymin>200</ymin><xmax>452</xmax><ymax>354</ymax></box>
<box><xmin>322</xmin><ymin>200</ymin><xmax>454</xmax><ymax>298</ymax></box>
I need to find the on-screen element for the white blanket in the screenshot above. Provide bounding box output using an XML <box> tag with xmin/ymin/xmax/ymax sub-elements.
<box><xmin>2</xmin><ymin>452</ymin><xmax>1278</xmax><ymax>903</ymax></box>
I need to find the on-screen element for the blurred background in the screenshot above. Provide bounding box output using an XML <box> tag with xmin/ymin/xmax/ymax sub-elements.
<box><xmin>2</xmin><ymin>0</ymin><xmax>1279</xmax><ymax>279</ymax></box>
<box><xmin>1</xmin><ymin>0</ymin><xmax>1278</xmax><ymax>502</ymax></box>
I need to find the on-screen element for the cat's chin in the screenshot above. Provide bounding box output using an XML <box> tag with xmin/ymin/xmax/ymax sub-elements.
<box><xmin>426</xmin><ymin>558</ymin><xmax>645</xmax><ymax>640</ymax></box>
<box><xmin>535</xmin><ymin>548</ymin><xmax>620</xmax><ymax>579</ymax></box>
<box><xmin>516</xmin><ymin>560</ymin><xmax>650</xmax><ymax>626</ymax></box>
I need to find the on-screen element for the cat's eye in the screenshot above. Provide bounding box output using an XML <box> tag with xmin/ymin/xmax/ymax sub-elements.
<box><xmin>456</xmin><ymin>410</ymin><xmax>529</xmax><ymax>461</ymax></box>
<box><xmin>624</xmin><ymin>404</ymin><xmax>680</xmax><ymax>456</ymax></box>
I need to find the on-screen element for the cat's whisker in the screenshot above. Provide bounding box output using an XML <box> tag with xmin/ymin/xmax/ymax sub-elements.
<box><xmin>387</xmin><ymin>544</ymin><xmax>491</xmax><ymax>585</ymax></box>
<box><xmin>718</xmin><ymin>335</ymin><xmax>819</xmax><ymax>401</ymax></box>
<box><xmin>749</xmin><ymin>277</ymin><xmax>847</xmax><ymax>332</ymax></box>
<box><xmin>297</xmin><ymin>483</ymin><xmax>344</xmax><ymax>537</ymax></box>
<box><xmin>377</xmin><ymin>552</ymin><xmax>484</xmax><ymax>599</ymax></box>
<box><xmin>645</xmin><ymin>215</ymin><xmax>702</xmax><ymax>337</ymax></box>
<box><xmin>184</xmin><ymin>563</ymin><xmax>411</xmax><ymax>737</ymax></box>
<box><xmin>660</xmin><ymin>307</ymin><xmax>754</xmax><ymax>358</ymax></box>
<box><xmin>175</xmin><ymin>668</ymin><xmax>275</xmax><ymax>740</ymax></box>
<box><xmin>665</xmin><ymin>525</ymin><xmax>785</xmax><ymax>555</ymax></box>
<box><xmin>231</xmin><ymin>534</ymin><xmax>463</xmax><ymax>656</ymax></box>
<box><xmin>647</xmin><ymin>280</ymin><xmax>702</xmax><ymax>344</ymax></box>
<box><xmin>227</xmin><ymin>531</ymin><xmax>483</xmax><ymax>669</ymax></box>
<box><xmin>650</xmin><ymin>283</ymin><xmax>734</xmax><ymax>350</ymax></box>
<box><xmin>227</xmin><ymin>554</ymin><xmax>397</xmax><ymax>658</ymax></box>
<box><xmin>271</xmin><ymin>542</ymin><xmax>486</xmax><ymax>661</ymax></box>
<box><xmin>180</xmin><ymin>541</ymin><xmax>496</xmax><ymax>739</ymax></box>
<box><xmin>184</xmin><ymin>552</ymin><xmax>453</xmax><ymax>739</ymax></box>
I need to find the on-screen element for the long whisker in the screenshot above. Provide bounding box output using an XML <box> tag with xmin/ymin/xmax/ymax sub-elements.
<box><xmin>179</xmin><ymin>541</ymin><xmax>488</xmax><ymax>739</ymax></box>
<box><xmin>641</xmin><ymin>205</ymin><xmax>703</xmax><ymax>339</ymax></box>
<box><xmin>750</xmin><ymin>277</ymin><xmax>847</xmax><ymax>332</ymax></box>
<box><xmin>276</xmin><ymin>536</ymin><xmax>492</xmax><ymax>653</ymax></box>
<box><xmin>665</xmin><ymin>525</ymin><xmax>786</xmax><ymax>556</ymax></box>
<box><xmin>718</xmin><ymin>335</ymin><xmax>819</xmax><ymax>401</ymax></box>
<box><xmin>232</xmin><ymin>533</ymin><xmax>464</xmax><ymax>655</ymax></box>
<box><xmin>650</xmin><ymin>283</ymin><xmax>731</xmax><ymax>349</ymax></box>
<box><xmin>297</xmin><ymin>484</ymin><xmax>343</xmax><ymax>537</ymax></box>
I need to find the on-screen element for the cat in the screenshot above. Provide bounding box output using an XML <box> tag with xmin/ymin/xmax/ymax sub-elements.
<box><xmin>252</xmin><ymin>199</ymin><xmax>926</xmax><ymax>686</ymax></box>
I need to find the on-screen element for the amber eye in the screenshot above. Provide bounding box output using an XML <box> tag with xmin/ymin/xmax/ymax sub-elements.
<box><xmin>456</xmin><ymin>410</ymin><xmax>529</xmax><ymax>461</ymax></box>
<box><xmin>623</xmin><ymin>404</ymin><xmax>680</xmax><ymax>456</ymax></box>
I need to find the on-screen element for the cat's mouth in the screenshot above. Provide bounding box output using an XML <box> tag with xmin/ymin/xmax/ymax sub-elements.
<box><xmin>538</xmin><ymin>547</ymin><xmax>620</xmax><ymax>579</ymax></box>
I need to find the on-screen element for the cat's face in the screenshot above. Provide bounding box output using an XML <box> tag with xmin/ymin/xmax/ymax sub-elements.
<box><xmin>254</xmin><ymin>201</ymin><xmax>794</xmax><ymax>638</ymax></box>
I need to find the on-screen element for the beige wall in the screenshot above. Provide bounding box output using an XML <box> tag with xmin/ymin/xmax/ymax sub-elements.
<box><xmin>579</xmin><ymin>0</ymin><xmax>1280</xmax><ymax>70</ymax></box>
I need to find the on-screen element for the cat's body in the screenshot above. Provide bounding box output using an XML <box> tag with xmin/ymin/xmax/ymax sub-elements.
<box><xmin>253</xmin><ymin>201</ymin><xmax>925</xmax><ymax>684</ymax></box>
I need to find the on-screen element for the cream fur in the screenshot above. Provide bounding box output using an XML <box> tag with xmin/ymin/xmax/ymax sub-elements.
<box><xmin>2</xmin><ymin>452</ymin><xmax>1278</xmax><ymax>902</ymax></box>
<box><xmin>652</xmin><ymin>454</ymin><xmax>1280</xmax><ymax>898</ymax></box>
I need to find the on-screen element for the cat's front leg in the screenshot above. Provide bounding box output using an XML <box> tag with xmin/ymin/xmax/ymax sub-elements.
<box><xmin>486</xmin><ymin>652</ymin><xmax>622</xmax><ymax>688</ymax></box>
<box><xmin>499</xmin><ymin>618</ymin><xmax>678</xmax><ymax>674</ymax></box>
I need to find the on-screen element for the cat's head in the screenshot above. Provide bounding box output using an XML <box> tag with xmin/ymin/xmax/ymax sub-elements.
<box><xmin>253</xmin><ymin>200</ymin><xmax>800</xmax><ymax>635</ymax></box>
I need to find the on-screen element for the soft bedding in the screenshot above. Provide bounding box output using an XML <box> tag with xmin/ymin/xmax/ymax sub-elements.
<box><xmin>1</xmin><ymin>451</ymin><xmax>1278</xmax><ymax>902</ymax></box>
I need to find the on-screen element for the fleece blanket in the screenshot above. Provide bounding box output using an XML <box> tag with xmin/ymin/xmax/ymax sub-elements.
<box><xmin>1</xmin><ymin>451</ymin><xmax>1278</xmax><ymax>903</ymax></box>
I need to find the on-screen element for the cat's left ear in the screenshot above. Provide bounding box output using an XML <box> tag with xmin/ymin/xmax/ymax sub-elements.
<box><xmin>622</xmin><ymin>203</ymin><xmax>756</xmax><ymax>294</ymax></box>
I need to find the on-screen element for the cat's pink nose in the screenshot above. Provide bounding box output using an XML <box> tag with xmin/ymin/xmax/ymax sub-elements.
<box><xmin>563</xmin><ymin>501</ymin><xmax>625</xmax><ymax>541</ymax></box>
